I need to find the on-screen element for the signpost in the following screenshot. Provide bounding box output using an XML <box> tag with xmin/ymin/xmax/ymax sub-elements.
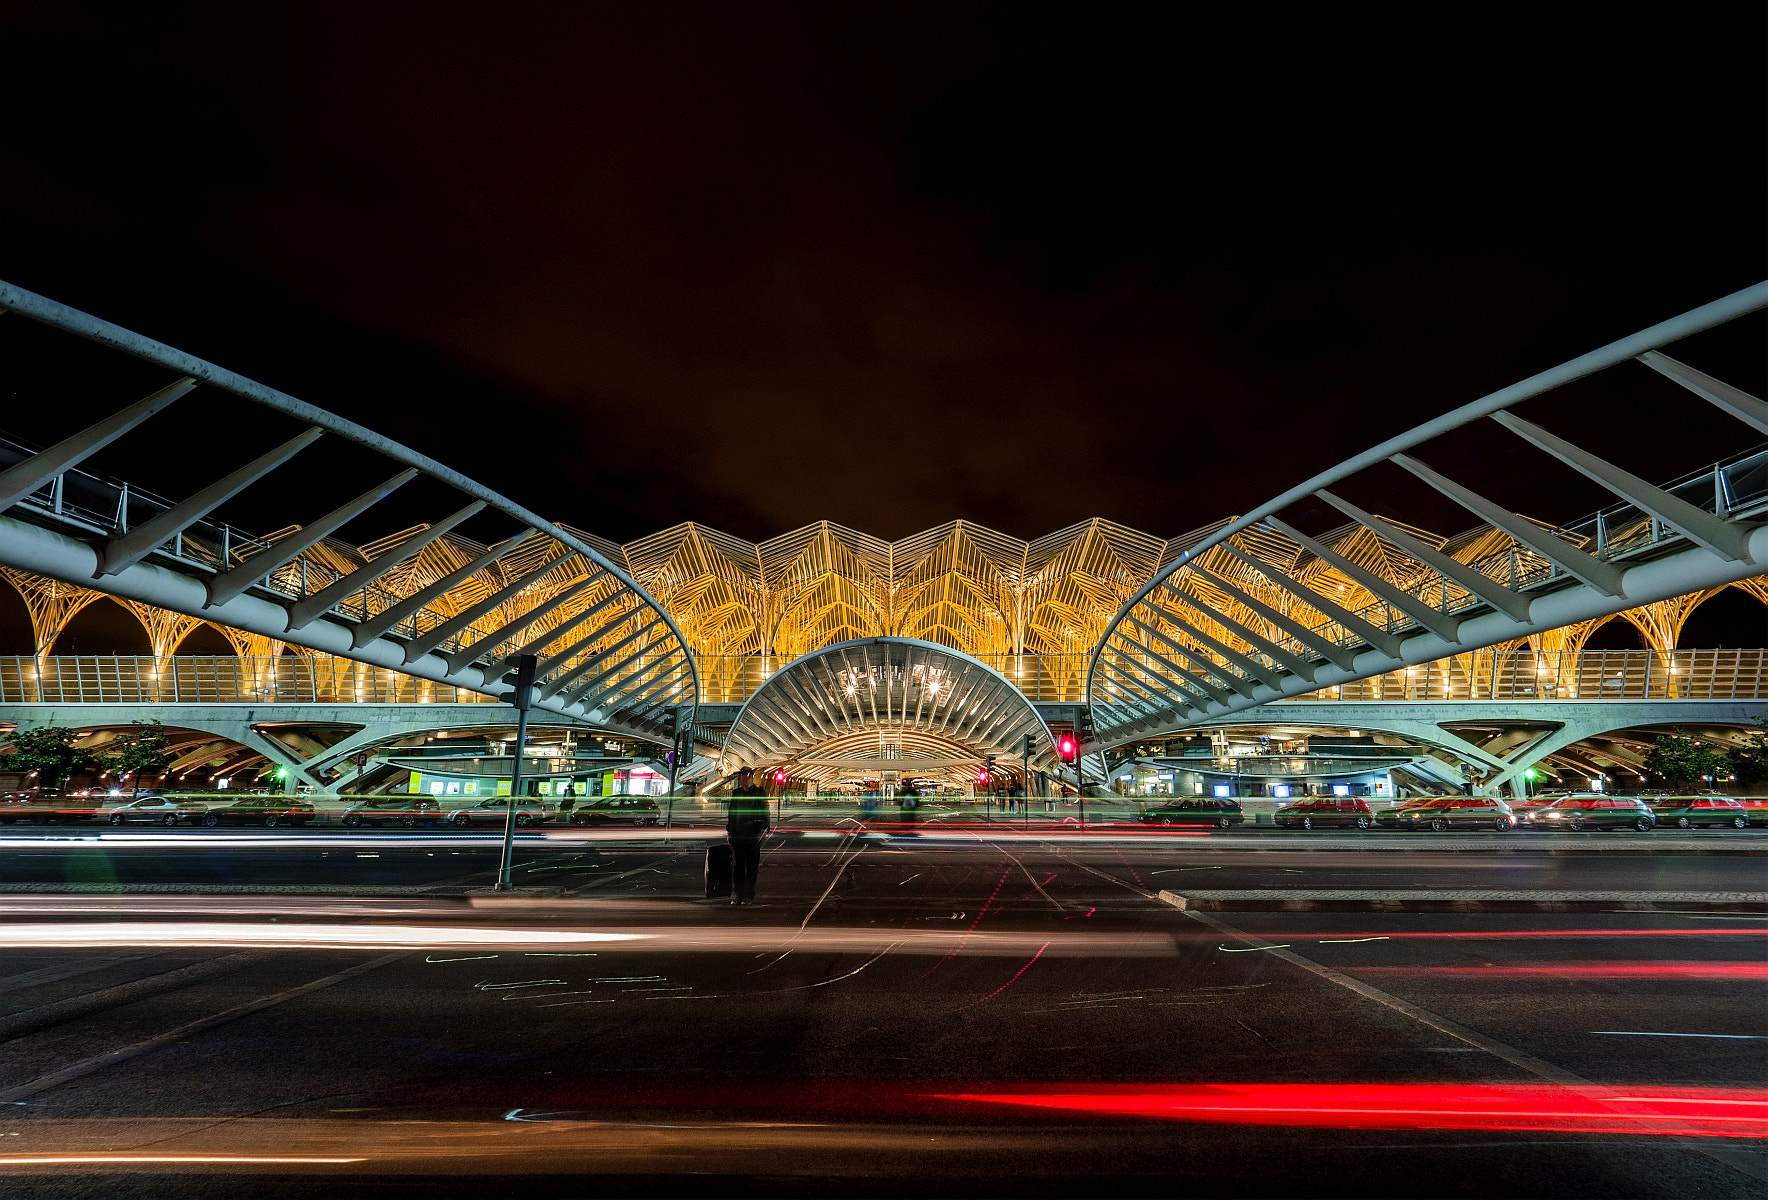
<box><xmin>496</xmin><ymin>654</ymin><xmax>538</xmax><ymax>891</ymax></box>
<box><xmin>665</xmin><ymin>706</ymin><xmax>682</xmax><ymax>829</ymax></box>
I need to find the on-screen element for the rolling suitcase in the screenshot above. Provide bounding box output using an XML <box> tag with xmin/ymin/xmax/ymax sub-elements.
<box><xmin>704</xmin><ymin>843</ymin><xmax>733</xmax><ymax>899</ymax></box>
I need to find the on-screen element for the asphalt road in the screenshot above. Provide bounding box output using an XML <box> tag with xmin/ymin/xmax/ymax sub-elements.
<box><xmin>0</xmin><ymin>825</ymin><xmax>1764</xmax><ymax>892</ymax></box>
<box><xmin>0</xmin><ymin>835</ymin><xmax>1762</xmax><ymax>1198</ymax></box>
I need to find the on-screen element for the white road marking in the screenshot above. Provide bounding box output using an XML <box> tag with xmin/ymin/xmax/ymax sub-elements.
<box><xmin>0</xmin><ymin>952</ymin><xmax>406</xmax><ymax>1104</ymax></box>
<box><xmin>1591</xmin><ymin>1031</ymin><xmax>1767</xmax><ymax>1039</ymax></box>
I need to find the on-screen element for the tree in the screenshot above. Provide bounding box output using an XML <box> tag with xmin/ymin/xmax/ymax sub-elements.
<box><xmin>94</xmin><ymin>722</ymin><xmax>175</xmax><ymax>799</ymax></box>
<box><xmin>1728</xmin><ymin>717</ymin><xmax>1768</xmax><ymax>787</ymax></box>
<box><xmin>1642</xmin><ymin>729</ymin><xmax>1730</xmax><ymax>790</ymax></box>
<box><xmin>0</xmin><ymin>727</ymin><xmax>95</xmax><ymax>791</ymax></box>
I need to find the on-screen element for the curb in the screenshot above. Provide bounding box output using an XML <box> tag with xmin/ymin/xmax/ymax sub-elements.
<box><xmin>1157</xmin><ymin>888</ymin><xmax>1768</xmax><ymax>914</ymax></box>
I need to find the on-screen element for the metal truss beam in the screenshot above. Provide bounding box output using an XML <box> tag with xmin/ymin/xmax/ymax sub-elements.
<box><xmin>0</xmin><ymin>278</ymin><xmax>698</xmax><ymax>741</ymax></box>
<box><xmin>285</xmin><ymin>501</ymin><xmax>487</xmax><ymax>631</ymax></box>
<box><xmin>1639</xmin><ymin>351</ymin><xmax>1768</xmax><ymax>434</ymax></box>
<box><xmin>1314</xmin><ymin>489</ymin><xmax>1533</xmax><ymax>622</ymax></box>
<box><xmin>97</xmin><ymin>429</ymin><xmax>322</xmax><ymax>577</ymax></box>
<box><xmin>207</xmin><ymin>470</ymin><xmax>418</xmax><ymax>606</ymax></box>
<box><xmin>0</xmin><ymin>378</ymin><xmax>195</xmax><ymax>510</ymax></box>
<box><xmin>1088</xmin><ymin>279</ymin><xmax>1768</xmax><ymax>753</ymax></box>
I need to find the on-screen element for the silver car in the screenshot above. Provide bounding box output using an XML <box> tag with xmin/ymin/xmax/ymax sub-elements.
<box><xmin>448</xmin><ymin>796</ymin><xmax>551</xmax><ymax>828</ymax></box>
<box><xmin>105</xmin><ymin>794</ymin><xmax>201</xmax><ymax>826</ymax></box>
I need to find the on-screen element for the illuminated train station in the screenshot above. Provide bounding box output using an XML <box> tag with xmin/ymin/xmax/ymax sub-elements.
<box><xmin>1</xmin><ymin>279</ymin><xmax>1766</xmax><ymax>809</ymax></box>
<box><xmin>2</xmin><ymin>11</ymin><xmax>1765</xmax><ymax>1193</ymax></box>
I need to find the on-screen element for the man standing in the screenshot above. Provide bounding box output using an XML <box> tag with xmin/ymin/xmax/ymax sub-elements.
<box><xmin>726</xmin><ymin>766</ymin><xmax>771</xmax><ymax>905</ymax></box>
<box><xmin>896</xmin><ymin>779</ymin><xmax>918</xmax><ymax>831</ymax></box>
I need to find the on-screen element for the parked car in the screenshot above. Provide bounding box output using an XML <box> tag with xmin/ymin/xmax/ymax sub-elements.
<box><xmin>1</xmin><ymin>790</ymin><xmax>107</xmax><ymax>825</ymax></box>
<box><xmin>1140</xmin><ymin>797</ymin><xmax>1244</xmax><ymax>829</ymax></box>
<box><xmin>0</xmin><ymin>789</ymin><xmax>43</xmax><ymax>823</ymax></box>
<box><xmin>201</xmin><ymin>796</ymin><xmax>317</xmax><ymax>827</ymax></box>
<box><xmin>448</xmin><ymin>796</ymin><xmax>551</xmax><ymax>828</ymax></box>
<box><xmin>1510</xmin><ymin>794</ymin><xmax>1572</xmax><ymax>827</ymax></box>
<box><xmin>1525</xmin><ymin>794</ymin><xmax>1655</xmax><ymax>831</ymax></box>
<box><xmin>1645</xmin><ymin>795</ymin><xmax>1750</xmax><ymax>829</ymax></box>
<box><xmin>1377</xmin><ymin>796</ymin><xmax>1515</xmax><ymax>831</ymax></box>
<box><xmin>566</xmin><ymin>797</ymin><xmax>662</xmax><ymax>827</ymax></box>
<box><xmin>105</xmin><ymin>793</ymin><xmax>203</xmax><ymax>826</ymax></box>
<box><xmin>341</xmin><ymin>796</ymin><xmax>443</xmax><ymax>828</ymax></box>
<box><xmin>1273</xmin><ymin>797</ymin><xmax>1375</xmax><ymax>830</ymax></box>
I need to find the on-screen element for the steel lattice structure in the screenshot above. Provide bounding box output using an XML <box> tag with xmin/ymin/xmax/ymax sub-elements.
<box><xmin>1087</xmin><ymin>281</ymin><xmax>1768</xmax><ymax>752</ymax></box>
<box><xmin>1</xmin><ymin>277</ymin><xmax>1764</xmax><ymax>763</ymax></box>
<box><xmin>0</xmin><ymin>280</ymin><xmax>697</xmax><ymax>740</ymax></box>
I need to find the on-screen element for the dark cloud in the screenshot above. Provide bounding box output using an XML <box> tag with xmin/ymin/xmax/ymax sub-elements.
<box><xmin>0</xmin><ymin>3</ymin><xmax>1761</xmax><ymax>546</ymax></box>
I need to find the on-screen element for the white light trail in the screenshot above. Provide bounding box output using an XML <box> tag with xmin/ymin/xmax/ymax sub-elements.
<box><xmin>0</xmin><ymin>923</ymin><xmax>647</xmax><ymax>950</ymax></box>
<box><xmin>0</xmin><ymin>828</ymin><xmax>726</xmax><ymax>850</ymax></box>
<box><xmin>0</xmin><ymin>922</ymin><xmax>1174</xmax><ymax>956</ymax></box>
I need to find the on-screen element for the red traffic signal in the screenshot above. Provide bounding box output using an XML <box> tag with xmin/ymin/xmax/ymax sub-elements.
<box><xmin>772</xmin><ymin>768</ymin><xmax>789</xmax><ymax>787</ymax></box>
<box><xmin>1057</xmin><ymin>734</ymin><xmax>1078</xmax><ymax>764</ymax></box>
<box><xmin>977</xmin><ymin>767</ymin><xmax>990</xmax><ymax>787</ymax></box>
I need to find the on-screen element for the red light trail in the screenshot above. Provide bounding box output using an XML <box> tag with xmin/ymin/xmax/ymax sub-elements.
<box><xmin>1349</xmin><ymin>961</ymin><xmax>1768</xmax><ymax>979</ymax></box>
<box><xmin>937</xmin><ymin>1082</ymin><xmax>1768</xmax><ymax>1137</ymax></box>
<box><xmin>1269</xmin><ymin>929</ymin><xmax>1768</xmax><ymax>941</ymax></box>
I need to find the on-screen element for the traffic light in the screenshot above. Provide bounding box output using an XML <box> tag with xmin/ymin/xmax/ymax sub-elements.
<box><xmin>1021</xmin><ymin>732</ymin><xmax>1034</xmax><ymax>759</ymax></box>
<box><xmin>502</xmin><ymin>653</ymin><xmax>539</xmax><ymax>713</ymax></box>
<box><xmin>772</xmin><ymin>767</ymin><xmax>789</xmax><ymax>787</ymax></box>
<box><xmin>1524</xmin><ymin>768</ymin><xmax>1537</xmax><ymax>780</ymax></box>
<box><xmin>1057</xmin><ymin>733</ymin><xmax>1078</xmax><ymax>764</ymax></box>
<box><xmin>980</xmin><ymin>755</ymin><xmax>995</xmax><ymax>788</ymax></box>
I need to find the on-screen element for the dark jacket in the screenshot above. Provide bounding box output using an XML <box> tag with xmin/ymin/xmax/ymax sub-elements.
<box><xmin>727</xmin><ymin>786</ymin><xmax>770</xmax><ymax>837</ymax></box>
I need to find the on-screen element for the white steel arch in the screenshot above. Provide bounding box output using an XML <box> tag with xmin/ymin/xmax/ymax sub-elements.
<box><xmin>721</xmin><ymin>636</ymin><xmax>1059</xmax><ymax>775</ymax></box>
<box><xmin>1088</xmin><ymin>281</ymin><xmax>1768</xmax><ymax>752</ymax></box>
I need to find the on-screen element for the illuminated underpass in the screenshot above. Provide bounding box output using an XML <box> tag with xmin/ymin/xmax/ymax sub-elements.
<box><xmin>717</xmin><ymin>637</ymin><xmax>1061</xmax><ymax>792</ymax></box>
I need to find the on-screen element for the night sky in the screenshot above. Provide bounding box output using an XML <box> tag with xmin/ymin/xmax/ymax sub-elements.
<box><xmin>0</xmin><ymin>4</ymin><xmax>1762</xmax><ymax>554</ymax></box>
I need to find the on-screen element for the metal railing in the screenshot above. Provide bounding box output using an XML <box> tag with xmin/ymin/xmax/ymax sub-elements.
<box><xmin>0</xmin><ymin>656</ymin><xmax>500</xmax><ymax>705</ymax></box>
<box><xmin>3</xmin><ymin>647</ymin><xmax>1764</xmax><ymax>709</ymax></box>
<box><xmin>1279</xmin><ymin>647</ymin><xmax>1768</xmax><ymax>703</ymax></box>
<box><xmin>692</xmin><ymin>653</ymin><xmax>1094</xmax><ymax>704</ymax></box>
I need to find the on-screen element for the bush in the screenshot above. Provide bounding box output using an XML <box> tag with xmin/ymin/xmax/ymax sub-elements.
<box><xmin>0</xmin><ymin>727</ymin><xmax>95</xmax><ymax>790</ymax></box>
<box><xmin>1642</xmin><ymin>729</ymin><xmax>1730</xmax><ymax>789</ymax></box>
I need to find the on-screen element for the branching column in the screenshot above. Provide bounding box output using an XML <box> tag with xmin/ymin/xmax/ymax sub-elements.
<box><xmin>0</xmin><ymin>568</ymin><xmax>104</xmax><ymax>657</ymax></box>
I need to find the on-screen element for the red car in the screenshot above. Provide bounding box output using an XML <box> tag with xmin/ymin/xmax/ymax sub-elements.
<box><xmin>0</xmin><ymin>790</ymin><xmax>108</xmax><ymax>824</ymax></box>
<box><xmin>1274</xmin><ymin>797</ymin><xmax>1375</xmax><ymax>830</ymax></box>
<box><xmin>1735</xmin><ymin>797</ymin><xmax>1768</xmax><ymax>828</ymax></box>
<box><xmin>1646</xmin><ymin>795</ymin><xmax>1750</xmax><ymax>830</ymax></box>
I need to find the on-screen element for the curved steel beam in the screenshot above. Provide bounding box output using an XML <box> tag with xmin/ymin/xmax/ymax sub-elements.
<box><xmin>1088</xmin><ymin>281</ymin><xmax>1768</xmax><ymax>752</ymax></box>
<box><xmin>722</xmin><ymin>636</ymin><xmax>1059</xmax><ymax>776</ymax></box>
<box><xmin>0</xmin><ymin>279</ymin><xmax>698</xmax><ymax>741</ymax></box>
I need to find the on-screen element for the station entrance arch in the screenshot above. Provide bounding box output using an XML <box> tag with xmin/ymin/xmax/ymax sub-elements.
<box><xmin>719</xmin><ymin>638</ymin><xmax>1058</xmax><ymax>791</ymax></box>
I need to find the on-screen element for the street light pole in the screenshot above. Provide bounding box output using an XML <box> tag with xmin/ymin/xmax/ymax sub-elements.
<box><xmin>496</xmin><ymin>654</ymin><xmax>538</xmax><ymax>891</ymax></box>
<box><xmin>665</xmin><ymin>705</ymin><xmax>682</xmax><ymax>830</ymax></box>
